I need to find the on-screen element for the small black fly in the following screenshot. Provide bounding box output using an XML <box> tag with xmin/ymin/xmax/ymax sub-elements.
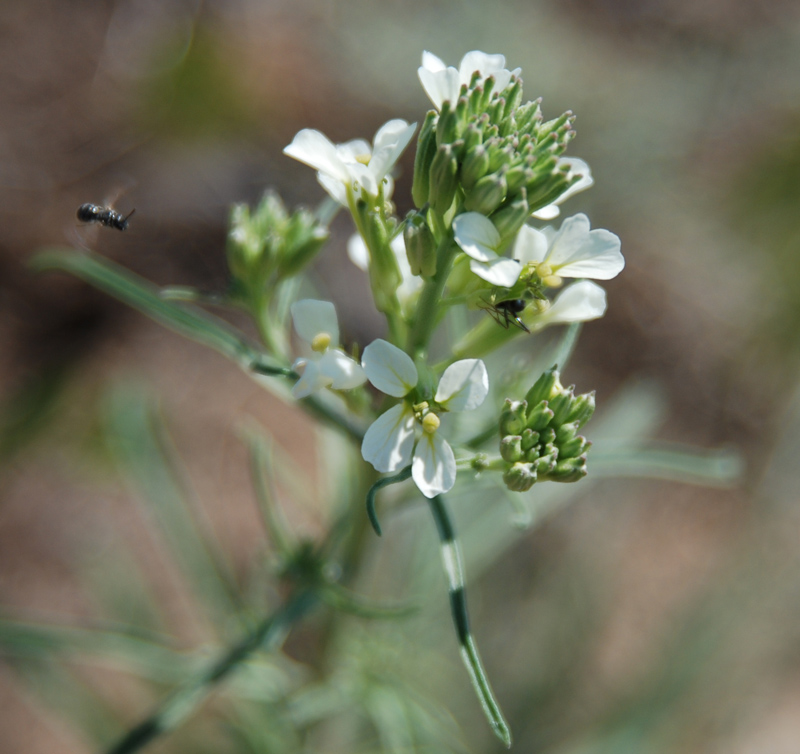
<box><xmin>481</xmin><ymin>297</ymin><xmax>531</xmax><ymax>333</ymax></box>
<box><xmin>76</xmin><ymin>203</ymin><xmax>135</xmax><ymax>231</ymax></box>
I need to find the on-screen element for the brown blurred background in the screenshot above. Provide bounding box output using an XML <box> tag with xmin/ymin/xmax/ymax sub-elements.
<box><xmin>3</xmin><ymin>0</ymin><xmax>800</xmax><ymax>752</ymax></box>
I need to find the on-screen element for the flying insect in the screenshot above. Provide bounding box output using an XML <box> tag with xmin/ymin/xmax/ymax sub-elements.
<box><xmin>480</xmin><ymin>297</ymin><xmax>531</xmax><ymax>333</ymax></box>
<box><xmin>76</xmin><ymin>203</ymin><xmax>135</xmax><ymax>231</ymax></box>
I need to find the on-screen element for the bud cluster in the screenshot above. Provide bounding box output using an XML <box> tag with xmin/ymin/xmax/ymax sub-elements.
<box><xmin>498</xmin><ymin>368</ymin><xmax>595</xmax><ymax>492</ymax></box>
<box><xmin>226</xmin><ymin>192</ymin><xmax>328</xmax><ymax>304</ymax></box>
<box><xmin>412</xmin><ymin>72</ymin><xmax>579</xmax><ymax>239</ymax></box>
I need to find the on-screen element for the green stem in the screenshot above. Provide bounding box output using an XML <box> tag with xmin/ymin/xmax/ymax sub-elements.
<box><xmin>104</xmin><ymin>590</ymin><xmax>318</xmax><ymax>754</ymax></box>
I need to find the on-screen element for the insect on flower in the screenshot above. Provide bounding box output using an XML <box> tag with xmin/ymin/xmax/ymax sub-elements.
<box><xmin>76</xmin><ymin>203</ymin><xmax>135</xmax><ymax>231</ymax></box>
<box><xmin>480</xmin><ymin>297</ymin><xmax>531</xmax><ymax>333</ymax></box>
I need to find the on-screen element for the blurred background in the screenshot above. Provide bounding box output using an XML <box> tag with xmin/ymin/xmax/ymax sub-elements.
<box><xmin>3</xmin><ymin>0</ymin><xmax>800</xmax><ymax>752</ymax></box>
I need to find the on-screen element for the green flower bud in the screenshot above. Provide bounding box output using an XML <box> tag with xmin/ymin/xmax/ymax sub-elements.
<box><xmin>514</xmin><ymin>99</ymin><xmax>543</xmax><ymax>136</ymax></box>
<box><xmin>464</xmin><ymin>171</ymin><xmax>508</xmax><ymax>214</ymax></box>
<box><xmin>520</xmin><ymin>427</ymin><xmax>539</xmax><ymax>452</ymax></box>
<box><xmin>545</xmin><ymin>456</ymin><xmax>588</xmax><ymax>483</ymax></box>
<box><xmin>356</xmin><ymin>203</ymin><xmax>401</xmax><ymax>310</ymax></box>
<box><xmin>558</xmin><ymin>435</ymin><xmax>591</xmax><ymax>459</ymax></box>
<box><xmin>549</xmin><ymin>388</ymin><xmax>575</xmax><ymax>426</ymax></box>
<box><xmin>412</xmin><ymin>111</ymin><xmax>438</xmax><ymax>209</ymax></box>
<box><xmin>525</xmin><ymin>368</ymin><xmax>561</xmax><ymax>407</ymax></box>
<box><xmin>500</xmin><ymin>435</ymin><xmax>523</xmax><ymax>463</ymax></box>
<box><xmin>462</xmin><ymin>123</ymin><xmax>483</xmax><ymax>153</ymax></box>
<box><xmin>525</xmin><ymin>400</ymin><xmax>554</xmax><ymax>431</ymax></box>
<box><xmin>436</xmin><ymin>101</ymin><xmax>459</xmax><ymax>146</ymax></box>
<box><xmin>500</xmin><ymin>399</ymin><xmax>528</xmax><ymax>436</ymax></box>
<box><xmin>501</xmin><ymin>78</ymin><xmax>524</xmax><ymax>122</ymax></box>
<box><xmin>539</xmin><ymin>428</ymin><xmax>556</xmax><ymax>446</ymax></box>
<box><xmin>428</xmin><ymin>143</ymin><xmax>459</xmax><ymax>216</ymax></box>
<box><xmin>525</xmin><ymin>445</ymin><xmax>541</xmax><ymax>463</ymax></box>
<box><xmin>490</xmin><ymin>191</ymin><xmax>530</xmax><ymax>243</ymax></box>
<box><xmin>460</xmin><ymin>145</ymin><xmax>490</xmax><ymax>191</ymax></box>
<box><xmin>403</xmin><ymin>210</ymin><xmax>437</xmax><ymax>277</ymax></box>
<box><xmin>534</xmin><ymin>453</ymin><xmax>557</xmax><ymax>476</ymax></box>
<box><xmin>567</xmin><ymin>391</ymin><xmax>596</xmax><ymax>428</ymax></box>
<box><xmin>503</xmin><ymin>462</ymin><xmax>537</xmax><ymax>492</ymax></box>
<box><xmin>556</xmin><ymin>421</ymin><xmax>579</xmax><ymax>444</ymax></box>
<box><xmin>505</xmin><ymin>164</ymin><xmax>532</xmax><ymax>194</ymax></box>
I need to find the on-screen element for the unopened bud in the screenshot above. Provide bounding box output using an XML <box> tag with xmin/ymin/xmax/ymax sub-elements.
<box><xmin>567</xmin><ymin>392</ymin><xmax>596</xmax><ymax>428</ymax></box>
<box><xmin>464</xmin><ymin>171</ymin><xmax>508</xmax><ymax>214</ymax></box>
<box><xmin>525</xmin><ymin>400</ymin><xmax>554</xmax><ymax>431</ymax></box>
<box><xmin>525</xmin><ymin>368</ymin><xmax>561</xmax><ymax>407</ymax></box>
<box><xmin>436</xmin><ymin>101</ymin><xmax>459</xmax><ymax>146</ymax></box>
<box><xmin>534</xmin><ymin>453</ymin><xmax>557</xmax><ymax>476</ymax></box>
<box><xmin>490</xmin><ymin>191</ymin><xmax>530</xmax><ymax>242</ymax></box>
<box><xmin>412</xmin><ymin>111</ymin><xmax>438</xmax><ymax>209</ymax></box>
<box><xmin>558</xmin><ymin>435</ymin><xmax>590</xmax><ymax>459</ymax></box>
<box><xmin>520</xmin><ymin>428</ymin><xmax>539</xmax><ymax>452</ymax></box>
<box><xmin>549</xmin><ymin>388</ymin><xmax>575</xmax><ymax>426</ymax></box>
<box><xmin>556</xmin><ymin>422</ymin><xmax>579</xmax><ymax>444</ymax></box>
<box><xmin>428</xmin><ymin>144</ymin><xmax>459</xmax><ymax>215</ymax></box>
<box><xmin>404</xmin><ymin>211</ymin><xmax>437</xmax><ymax>277</ymax></box>
<box><xmin>500</xmin><ymin>399</ymin><xmax>528</xmax><ymax>436</ymax></box>
<box><xmin>460</xmin><ymin>145</ymin><xmax>490</xmax><ymax>191</ymax></box>
<box><xmin>546</xmin><ymin>456</ymin><xmax>587</xmax><ymax>483</ymax></box>
<box><xmin>500</xmin><ymin>435</ymin><xmax>523</xmax><ymax>462</ymax></box>
<box><xmin>503</xmin><ymin>462</ymin><xmax>537</xmax><ymax>492</ymax></box>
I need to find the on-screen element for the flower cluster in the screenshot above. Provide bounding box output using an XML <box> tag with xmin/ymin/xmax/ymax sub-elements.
<box><xmin>498</xmin><ymin>368</ymin><xmax>595</xmax><ymax>492</ymax></box>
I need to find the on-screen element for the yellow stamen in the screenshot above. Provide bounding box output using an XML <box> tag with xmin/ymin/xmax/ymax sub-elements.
<box><xmin>537</xmin><ymin>263</ymin><xmax>554</xmax><ymax>278</ymax></box>
<box><xmin>311</xmin><ymin>332</ymin><xmax>331</xmax><ymax>352</ymax></box>
<box><xmin>542</xmin><ymin>274</ymin><xmax>563</xmax><ymax>288</ymax></box>
<box><xmin>422</xmin><ymin>413</ymin><xmax>440</xmax><ymax>434</ymax></box>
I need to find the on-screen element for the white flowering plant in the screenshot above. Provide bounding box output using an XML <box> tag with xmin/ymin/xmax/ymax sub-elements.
<box><xmin>32</xmin><ymin>50</ymin><xmax>739</xmax><ymax>752</ymax></box>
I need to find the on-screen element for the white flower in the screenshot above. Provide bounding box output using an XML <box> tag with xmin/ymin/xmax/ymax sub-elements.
<box><xmin>513</xmin><ymin>213</ymin><xmax>624</xmax><ymax>283</ymax></box>
<box><xmin>360</xmin><ymin>339</ymin><xmax>488</xmax><ymax>498</ymax></box>
<box><xmin>532</xmin><ymin>158</ymin><xmax>594</xmax><ymax>221</ymax></box>
<box><xmin>283</xmin><ymin>120</ymin><xmax>416</xmax><ymax>205</ymax></box>
<box><xmin>290</xmin><ymin>300</ymin><xmax>366</xmax><ymax>399</ymax></box>
<box><xmin>347</xmin><ymin>233</ymin><xmax>423</xmax><ymax>308</ymax></box>
<box><xmin>452</xmin><ymin>212</ymin><xmax>523</xmax><ymax>287</ymax></box>
<box><xmin>418</xmin><ymin>50</ymin><xmax>521</xmax><ymax>111</ymax></box>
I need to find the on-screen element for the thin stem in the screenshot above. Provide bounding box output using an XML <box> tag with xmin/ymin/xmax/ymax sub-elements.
<box><xmin>104</xmin><ymin>590</ymin><xmax>318</xmax><ymax>754</ymax></box>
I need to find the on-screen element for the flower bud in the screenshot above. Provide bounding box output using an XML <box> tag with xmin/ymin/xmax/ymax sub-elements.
<box><xmin>436</xmin><ymin>101</ymin><xmax>459</xmax><ymax>146</ymax></box>
<box><xmin>412</xmin><ymin>111</ymin><xmax>438</xmax><ymax>209</ymax></box>
<box><xmin>539</xmin><ymin>428</ymin><xmax>556</xmax><ymax>446</ymax></box>
<box><xmin>464</xmin><ymin>171</ymin><xmax>508</xmax><ymax>214</ymax></box>
<box><xmin>558</xmin><ymin>435</ymin><xmax>591</xmax><ymax>459</ymax></box>
<box><xmin>546</xmin><ymin>456</ymin><xmax>588</xmax><ymax>483</ymax></box>
<box><xmin>460</xmin><ymin>145</ymin><xmax>490</xmax><ymax>191</ymax></box>
<box><xmin>490</xmin><ymin>191</ymin><xmax>530</xmax><ymax>243</ymax></box>
<box><xmin>514</xmin><ymin>99</ymin><xmax>543</xmax><ymax>136</ymax></box>
<box><xmin>520</xmin><ymin>428</ymin><xmax>539</xmax><ymax>452</ymax></box>
<box><xmin>525</xmin><ymin>400</ymin><xmax>554</xmax><ymax>431</ymax></box>
<box><xmin>500</xmin><ymin>435</ymin><xmax>523</xmax><ymax>463</ymax></box>
<box><xmin>462</xmin><ymin>123</ymin><xmax>483</xmax><ymax>153</ymax></box>
<box><xmin>428</xmin><ymin>143</ymin><xmax>459</xmax><ymax>215</ymax></box>
<box><xmin>500</xmin><ymin>399</ymin><xmax>527</xmax><ymax>436</ymax></box>
<box><xmin>403</xmin><ymin>211</ymin><xmax>437</xmax><ymax>277</ymax></box>
<box><xmin>525</xmin><ymin>368</ymin><xmax>561</xmax><ymax>407</ymax></box>
<box><xmin>503</xmin><ymin>462</ymin><xmax>537</xmax><ymax>492</ymax></box>
<box><xmin>549</xmin><ymin>388</ymin><xmax>575</xmax><ymax>426</ymax></box>
<box><xmin>534</xmin><ymin>453</ymin><xmax>557</xmax><ymax>476</ymax></box>
<box><xmin>556</xmin><ymin>421</ymin><xmax>579</xmax><ymax>444</ymax></box>
<box><xmin>567</xmin><ymin>391</ymin><xmax>596</xmax><ymax>428</ymax></box>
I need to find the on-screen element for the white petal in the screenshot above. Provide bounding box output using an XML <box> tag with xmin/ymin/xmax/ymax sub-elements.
<box><xmin>368</xmin><ymin>120</ymin><xmax>417</xmax><ymax>184</ymax></box>
<box><xmin>283</xmin><ymin>130</ymin><xmax>349</xmax><ymax>183</ymax></box>
<box><xmin>532</xmin><ymin>203</ymin><xmax>561</xmax><ymax>221</ymax></box>
<box><xmin>362</xmin><ymin>404</ymin><xmax>416</xmax><ymax>473</ymax></box>
<box><xmin>538</xmin><ymin>280</ymin><xmax>607</xmax><ymax>326</ymax></box>
<box><xmin>412</xmin><ymin>432</ymin><xmax>456</xmax><ymax>498</ymax></box>
<box><xmin>347</xmin><ymin>234</ymin><xmax>369</xmax><ymax>271</ymax></box>
<box><xmin>291</xmin><ymin>360</ymin><xmax>331</xmax><ymax>399</ymax></box>
<box><xmin>435</xmin><ymin>359</ymin><xmax>489</xmax><ymax>411</ymax></box>
<box><xmin>319</xmin><ymin>350</ymin><xmax>367</xmax><ymax>390</ymax></box>
<box><xmin>546</xmin><ymin>214</ymin><xmax>624</xmax><ymax>279</ymax></box>
<box><xmin>418</xmin><ymin>66</ymin><xmax>460</xmax><ymax>109</ymax></box>
<box><xmin>317</xmin><ymin>171</ymin><xmax>348</xmax><ymax>205</ymax></box>
<box><xmin>421</xmin><ymin>50</ymin><xmax>446</xmax><ymax>73</ymax></box>
<box><xmin>291</xmin><ymin>300</ymin><xmax>339</xmax><ymax>345</ymax></box>
<box><xmin>391</xmin><ymin>234</ymin><xmax>424</xmax><ymax>304</ymax></box>
<box><xmin>458</xmin><ymin>51</ymin><xmax>507</xmax><ymax>84</ymax></box>
<box><xmin>453</xmin><ymin>212</ymin><xmax>501</xmax><ymax>262</ymax></box>
<box><xmin>362</xmin><ymin>339</ymin><xmax>418</xmax><ymax>397</ymax></box>
<box><xmin>468</xmin><ymin>257</ymin><xmax>521</xmax><ymax>287</ymax></box>
<box><xmin>335</xmin><ymin>138</ymin><xmax>372</xmax><ymax>163</ymax></box>
<box><xmin>554</xmin><ymin>157</ymin><xmax>594</xmax><ymax>204</ymax></box>
<box><xmin>512</xmin><ymin>224</ymin><xmax>549</xmax><ymax>265</ymax></box>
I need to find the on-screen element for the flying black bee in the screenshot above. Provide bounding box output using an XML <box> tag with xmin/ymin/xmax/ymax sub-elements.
<box><xmin>480</xmin><ymin>297</ymin><xmax>531</xmax><ymax>333</ymax></box>
<box><xmin>76</xmin><ymin>203</ymin><xmax>135</xmax><ymax>231</ymax></box>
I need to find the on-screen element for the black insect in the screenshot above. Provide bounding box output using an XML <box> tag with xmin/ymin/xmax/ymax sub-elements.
<box><xmin>481</xmin><ymin>297</ymin><xmax>531</xmax><ymax>333</ymax></box>
<box><xmin>76</xmin><ymin>203</ymin><xmax>135</xmax><ymax>231</ymax></box>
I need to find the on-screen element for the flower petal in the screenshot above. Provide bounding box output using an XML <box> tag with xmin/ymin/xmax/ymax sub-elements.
<box><xmin>335</xmin><ymin>138</ymin><xmax>372</xmax><ymax>164</ymax></box>
<box><xmin>362</xmin><ymin>339</ymin><xmax>418</xmax><ymax>397</ymax></box>
<box><xmin>319</xmin><ymin>350</ymin><xmax>367</xmax><ymax>390</ymax></box>
<box><xmin>362</xmin><ymin>403</ymin><xmax>415</xmax><ymax>473</ymax></box>
<box><xmin>369</xmin><ymin>120</ymin><xmax>417</xmax><ymax>185</ymax></box>
<box><xmin>347</xmin><ymin>234</ymin><xmax>369</xmax><ymax>271</ymax></box>
<box><xmin>512</xmin><ymin>224</ymin><xmax>549</xmax><ymax>264</ymax></box>
<box><xmin>291</xmin><ymin>300</ymin><xmax>339</xmax><ymax>346</ymax></box>
<box><xmin>412</xmin><ymin>432</ymin><xmax>456</xmax><ymax>498</ymax></box>
<box><xmin>546</xmin><ymin>214</ymin><xmax>624</xmax><ymax>279</ymax></box>
<box><xmin>418</xmin><ymin>62</ymin><xmax>460</xmax><ymax>110</ymax></box>
<box><xmin>453</xmin><ymin>212</ymin><xmax>501</xmax><ymax>262</ymax></box>
<box><xmin>435</xmin><ymin>359</ymin><xmax>489</xmax><ymax>411</ymax></box>
<box><xmin>317</xmin><ymin>171</ymin><xmax>348</xmax><ymax>205</ymax></box>
<box><xmin>537</xmin><ymin>280</ymin><xmax>607</xmax><ymax>326</ymax></box>
<box><xmin>291</xmin><ymin>359</ymin><xmax>331</xmax><ymax>399</ymax></box>
<box><xmin>468</xmin><ymin>257</ymin><xmax>521</xmax><ymax>287</ymax></box>
<box><xmin>532</xmin><ymin>157</ymin><xmax>594</xmax><ymax>220</ymax></box>
<box><xmin>283</xmin><ymin>130</ymin><xmax>350</xmax><ymax>183</ymax></box>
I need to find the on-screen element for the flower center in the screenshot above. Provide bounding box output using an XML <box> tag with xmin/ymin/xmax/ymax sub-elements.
<box><xmin>533</xmin><ymin>263</ymin><xmax>563</xmax><ymax>288</ymax></box>
<box><xmin>311</xmin><ymin>332</ymin><xmax>332</xmax><ymax>352</ymax></box>
<box><xmin>355</xmin><ymin>153</ymin><xmax>371</xmax><ymax>166</ymax></box>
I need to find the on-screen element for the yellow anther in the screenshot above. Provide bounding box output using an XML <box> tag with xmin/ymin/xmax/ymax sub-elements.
<box><xmin>355</xmin><ymin>154</ymin><xmax>371</xmax><ymax>165</ymax></box>
<box><xmin>311</xmin><ymin>332</ymin><xmax>332</xmax><ymax>352</ymax></box>
<box><xmin>412</xmin><ymin>401</ymin><xmax>429</xmax><ymax>413</ymax></box>
<box><xmin>537</xmin><ymin>263</ymin><xmax>554</xmax><ymax>278</ymax></box>
<box><xmin>542</xmin><ymin>274</ymin><xmax>563</xmax><ymax>288</ymax></box>
<box><xmin>422</xmin><ymin>413</ymin><xmax>441</xmax><ymax>434</ymax></box>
